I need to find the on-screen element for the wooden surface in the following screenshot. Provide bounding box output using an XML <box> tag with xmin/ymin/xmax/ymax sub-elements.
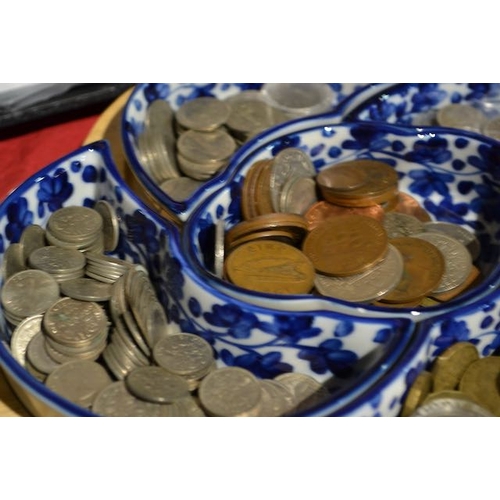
<box><xmin>0</xmin><ymin>88</ymin><xmax>134</xmax><ymax>417</ymax></box>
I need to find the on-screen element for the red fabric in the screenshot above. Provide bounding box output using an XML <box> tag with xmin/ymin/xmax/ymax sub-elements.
<box><xmin>0</xmin><ymin>114</ymin><xmax>99</xmax><ymax>202</ymax></box>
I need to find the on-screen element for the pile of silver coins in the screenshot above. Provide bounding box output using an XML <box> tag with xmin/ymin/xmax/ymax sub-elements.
<box><xmin>137</xmin><ymin>84</ymin><xmax>336</xmax><ymax>202</ymax></box>
<box><xmin>1</xmin><ymin>202</ymin><xmax>330</xmax><ymax>416</ymax></box>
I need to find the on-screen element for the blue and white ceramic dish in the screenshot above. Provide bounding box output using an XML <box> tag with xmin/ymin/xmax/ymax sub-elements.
<box><xmin>0</xmin><ymin>140</ymin><xmax>418</xmax><ymax>416</ymax></box>
<box><xmin>184</xmin><ymin>118</ymin><xmax>500</xmax><ymax>325</ymax></box>
<box><xmin>121</xmin><ymin>83</ymin><xmax>369</xmax><ymax>222</ymax></box>
<box><xmin>342</xmin><ymin>83</ymin><xmax>500</xmax><ymax>128</ymax></box>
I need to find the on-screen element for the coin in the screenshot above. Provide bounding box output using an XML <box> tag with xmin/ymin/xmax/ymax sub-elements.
<box><xmin>274</xmin><ymin>372</ymin><xmax>328</xmax><ymax>414</ymax></box>
<box><xmin>431</xmin><ymin>342</ymin><xmax>479</xmax><ymax>392</ymax></box>
<box><xmin>414</xmin><ymin>232</ymin><xmax>472</xmax><ymax>293</ymax></box>
<box><xmin>399</xmin><ymin>370</ymin><xmax>433</xmax><ymax>417</ymax></box>
<box><xmin>26</xmin><ymin>331</ymin><xmax>62</xmax><ymax>376</ymax></box>
<box><xmin>175</xmin><ymin>96</ymin><xmax>230</xmax><ymax>132</ymax></box>
<box><xmin>302</xmin><ymin>215</ymin><xmax>388</xmax><ymax>277</ymax></box>
<box><xmin>303</xmin><ymin>200</ymin><xmax>385</xmax><ymax>231</ymax></box>
<box><xmin>224</xmin><ymin>240</ymin><xmax>315</xmax><ymax>294</ymax></box>
<box><xmin>387</xmin><ymin>192</ymin><xmax>431</xmax><ymax>222</ymax></box>
<box><xmin>314</xmin><ymin>243</ymin><xmax>403</xmax><ymax>303</ymax></box>
<box><xmin>257</xmin><ymin>379</ymin><xmax>295</xmax><ymax>417</ymax></box>
<box><xmin>60</xmin><ymin>277</ymin><xmax>113</xmax><ymax>302</ymax></box>
<box><xmin>383</xmin><ymin>212</ymin><xmax>424</xmax><ymax>238</ymax></box>
<box><xmin>436</xmin><ymin>103</ymin><xmax>485</xmax><ymax>132</ymax></box>
<box><xmin>380</xmin><ymin>237</ymin><xmax>445</xmax><ymax>304</ymax></box>
<box><xmin>19</xmin><ymin>224</ymin><xmax>46</xmax><ymax>265</ymax></box>
<box><xmin>2</xmin><ymin>243</ymin><xmax>26</xmax><ymax>280</ymax></box>
<box><xmin>482</xmin><ymin>115</ymin><xmax>500</xmax><ymax>140</ymax></box>
<box><xmin>177</xmin><ymin>128</ymin><xmax>237</xmax><ymax>164</ymax></box>
<box><xmin>93</xmin><ymin>200</ymin><xmax>120</xmax><ymax>252</ymax></box>
<box><xmin>10</xmin><ymin>314</ymin><xmax>44</xmax><ymax>367</ymax></box>
<box><xmin>316</xmin><ymin>161</ymin><xmax>367</xmax><ymax>192</ymax></box>
<box><xmin>459</xmin><ymin>356</ymin><xmax>500</xmax><ymax>416</ymax></box>
<box><xmin>47</xmin><ymin>205</ymin><xmax>103</xmax><ymax>245</ymax></box>
<box><xmin>279</xmin><ymin>176</ymin><xmax>318</xmax><ymax>215</ymax></box>
<box><xmin>198</xmin><ymin>366</ymin><xmax>262</xmax><ymax>417</ymax></box>
<box><xmin>160</xmin><ymin>177</ymin><xmax>204</xmax><ymax>202</ymax></box>
<box><xmin>412</xmin><ymin>390</ymin><xmax>494</xmax><ymax>417</ymax></box>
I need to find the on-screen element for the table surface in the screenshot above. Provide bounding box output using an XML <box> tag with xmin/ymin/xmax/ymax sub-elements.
<box><xmin>0</xmin><ymin>87</ymin><xmax>134</xmax><ymax>416</ymax></box>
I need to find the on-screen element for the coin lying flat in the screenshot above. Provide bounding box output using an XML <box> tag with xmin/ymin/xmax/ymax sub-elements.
<box><xmin>175</xmin><ymin>96</ymin><xmax>231</xmax><ymax>132</ymax></box>
<box><xmin>225</xmin><ymin>240</ymin><xmax>315</xmax><ymax>294</ymax></box>
<box><xmin>302</xmin><ymin>215</ymin><xmax>388</xmax><ymax>277</ymax></box>
<box><xmin>436</xmin><ymin>103</ymin><xmax>485</xmax><ymax>132</ymax></box>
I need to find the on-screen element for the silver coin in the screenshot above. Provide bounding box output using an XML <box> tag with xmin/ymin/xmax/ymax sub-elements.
<box><xmin>198</xmin><ymin>366</ymin><xmax>262</xmax><ymax>417</ymax></box>
<box><xmin>177</xmin><ymin>128</ymin><xmax>237</xmax><ymax>164</ymax></box>
<box><xmin>274</xmin><ymin>372</ymin><xmax>328</xmax><ymax>414</ymax></box>
<box><xmin>257</xmin><ymin>379</ymin><xmax>295</xmax><ymax>417</ymax></box>
<box><xmin>383</xmin><ymin>212</ymin><xmax>424</xmax><ymax>239</ymax></box>
<box><xmin>42</xmin><ymin>297</ymin><xmax>108</xmax><ymax>348</ymax></box>
<box><xmin>26</xmin><ymin>331</ymin><xmax>62</xmax><ymax>375</ymax></box>
<box><xmin>279</xmin><ymin>176</ymin><xmax>318</xmax><ymax>215</ymax></box>
<box><xmin>110</xmin><ymin>325</ymin><xmax>150</xmax><ymax>366</ymax></box>
<box><xmin>423</xmin><ymin>221</ymin><xmax>481</xmax><ymax>261</ymax></box>
<box><xmin>411</xmin><ymin>395</ymin><xmax>494</xmax><ymax>417</ymax></box>
<box><xmin>125</xmin><ymin>366</ymin><xmax>190</xmax><ymax>404</ymax></box>
<box><xmin>19</xmin><ymin>224</ymin><xmax>46</xmax><ymax>265</ymax></box>
<box><xmin>315</xmin><ymin>243</ymin><xmax>404</xmax><ymax>303</ymax></box>
<box><xmin>1</xmin><ymin>269</ymin><xmax>60</xmax><ymax>324</ymax></box>
<box><xmin>482</xmin><ymin>115</ymin><xmax>500</xmax><ymax>140</ymax></box>
<box><xmin>3</xmin><ymin>243</ymin><xmax>26</xmax><ymax>280</ymax></box>
<box><xmin>28</xmin><ymin>245</ymin><xmax>86</xmax><ymax>276</ymax></box>
<box><xmin>269</xmin><ymin>148</ymin><xmax>315</xmax><ymax>212</ymax></box>
<box><xmin>60</xmin><ymin>277</ymin><xmax>113</xmax><ymax>302</ymax></box>
<box><xmin>214</xmin><ymin>219</ymin><xmax>225</xmax><ymax>278</ymax></box>
<box><xmin>153</xmin><ymin>332</ymin><xmax>214</xmax><ymax>380</ymax></box>
<box><xmin>175</xmin><ymin>96</ymin><xmax>230</xmax><ymax>132</ymax></box>
<box><xmin>92</xmin><ymin>380</ymin><xmax>164</xmax><ymax>417</ymax></box>
<box><xmin>47</xmin><ymin>206</ymin><xmax>103</xmax><ymax>244</ymax></box>
<box><xmin>414</xmin><ymin>232</ymin><xmax>473</xmax><ymax>293</ymax></box>
<box><xmin>436</xmin><ymin>103</ymin><xmax>485</xmax><ymax>133</ymax></box>
<box><xmin>176</xmin><ymin>152</ymin><xmax>226</xmax><ymax>181</ymax></box>
<box><xmin>226</xmin><ymin>98</ymin><xmax>280</xmax><ymax>137</ymax></box>
<box><xmin>10</xmin><ymin>314</ymin><xmax>44</xmax><ymax>367</ymax></box>
<box><xmin>93</xmin><ymin>200</ymin><xmax>120</xmax><ymax>252</ymax></box>
<box><xmin>160</xmin><ymin>177</ymin><xmax>204</xmax><ymax>202</ymax></box>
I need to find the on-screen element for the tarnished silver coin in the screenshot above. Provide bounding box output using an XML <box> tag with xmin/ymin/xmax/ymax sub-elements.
<box><xmin>47</xmin><ymin>206</ymin><xmax>103</xmax><ymax>245</ymax></box>
<box><xmin>274</xmin><ymin>372</ymin><xmax>328</xmax><ymax>414</ymax></box>
<box><xmin>279</xmin><ymin>176</ymin><xmax>318</xmax><ymax>215</ymax></box>
<box><xmin>160</xmin><ymin>177</ymin><xmax>204</xmax><ymax>202</ymax></box>
<box><xmin>3</xmin><ymin>243</ymin><xmax>26</xmax><ymax>280</ymax></box>
<box><xmin>93</xmin><ymin>200</ymin><xmax>120</xmax><ymax>252</ymax></box>
<box><xmin>177</xmin><ymin>128</ymin><xmax>237</xmax><ymax>164</ymax></box>
<box><xmin>383</xmin><ymin>212</ymin><xmax>424</xmax><ymax>239</ymax></box>
<box><xmin>19</xmin><ymin>224</ymin><xmax>46</xmax><ymax>265</ymax></box>
<box><xmin>198</xmin><ymin>366</ymin><xmax>262</xmax><ymax>417</ymax></box>
<box><xmin>175</xmin><ymin>96</ymin><xmax>231</xmax><ymax>132</ymax></box>
<box><xmin>269</xmin><ymin>148</ymin><xmax>316</xmax><ymax>212</ymax></box>
<box><xmin>60</xmin><ymin>277</ymin><xmax>113</xmax><ymax>302</ymax></box>
<box><xmin>125</xmin><ymin>366</ymin><xmax>190</xmax><ymax>404</ymax></box>
<box><xmin>423</xmin><ymin>221</ymin><xmax>481</xmax><ymax>261</ymax></box>
<box><xmin>28</xmin><ymin>245</ymin><xmax>86</xmax><ymax>280</ymax></box>
<box><xmin>315</xmin><ymin>243</ymin><xmax>404</xmax><ymax>303</ymax></box>
<box><xmin>436</xmin><ymin>103</ymin><xmax>485</xmax><ymax>132</ymax></box>
<box><xmin>214</xmin><ymin>219</ymin><xmax>225</xmax><ymax>278</ymax></box>
<box><xmin>26</xmin><ymin>331</ymin><xmax>62</xmax><ymax>376</ymax></box>
<box><xmin>93</xmin><ymin>380</ymin><xmax>164</xmax><ymax>417</ymax></box>
<box><xmin>414</xmin><ymin>232</ymin><xmax>472</xmax><ymax>293</ymax></box>
<box><xmin>1</xmin><ymin>269</ymin><xmax>60</xmax><ymax>324</ymax></box>
<box><xmin>85</xmin><ymin>252</ymin><xmax>134</xmax><ymax>283</ymax></box>
<box><xmin>10</xmin><ymin>314</ymin><xmax>44</xmax><ymax>367</ymax></box>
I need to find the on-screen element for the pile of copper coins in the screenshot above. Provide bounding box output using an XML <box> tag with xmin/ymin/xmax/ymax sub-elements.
<box><xmin>1</xmin><ymin>202</ymin><xmax>331</xmax><ymax>416</ymax></box>
<box><xmin>218</xmin><ymin>147</ymin><xmax>482</xmax><ymax>307</ymax></box>
<box><xmin>401</xmin><ymin>342</ymin><xmax>500</xmax><ymax>417</ymax></box>
<box><xmin>136</xmin><ymin>84</ymin><xmax>336</xmax><ymax>202</ymax></box>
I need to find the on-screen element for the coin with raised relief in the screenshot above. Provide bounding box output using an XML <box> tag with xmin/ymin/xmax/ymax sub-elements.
<box><xmin>93</xmin><ymin>199</ymin><xmax>120</xmax><ymax>252</ymax></box>
<box><xmin>411</xmin><ymin>390</ymin><xmax>494</xmax><ymax>417</ymax></box>
<box><xmin>47</xmin><ymin>205</ymin><xmax>103</xmax><ymax>245</ymax></box>
<box><xmin>436</xmin><ymin>103</ymin><xmax>485</xmax><ymax>132</ymax></box>
<box><xmin>314</xmin><ymin>243</ymin><xmax>403</xmax><ymax>303</ymax></box>
<box><xmin>198</xmin><ymin>366</ymin><xmax>262</xmax><ymax>417</ymax></box>
<box><xmin>431</xmin><ymin>342</ymin><xmax>479</xmax><ymax>392</ymax></box>
<box><xmin>177</xmin><ymin>128</ymin><xmax>237</xmax><ymax>165</ymax></box>
<box><xmin>175</xmin><ymin>96</ymin><xmax>231</xmax><ymax>132</ymax></box>
<box><xmin>258</xmin><ymin>379</ymin><xmax>295</xmax><ymax>417</ymax></box>
<box><xmin>225</xmin><ymin>240</ymin><xmax>315</xmax><ymax>294</ymax></box>
<box><xmin>10</xmin><ymin>314</ymin><xmax>44</xmax><ymax>367</ymax></box>
<box><xmin>380</xmin><ymin>237</ymin><xmax>445</xmax><ymax>304</ymax></box>
<box><xmin>28</xmin><ymin>245</ymin><xmax>86</xmax><ymax>282</ymax></box>
<box><xmin>383</xmin><ymin>212</ymin><xmax>424</xmax><ymax>238</ymax></box>
<box><xmin>414</xmin><ymin>231</ymin><xmax>472</xmax><ymax>293</ymax></box>
<box><xmin>302</xmin><ymin>215</ymin><xmax>388</xmax><ymax>277</ymax></box>
<box><xmin>19</xmin><ymin>224</ymin><xmax>46</xmax><ymax>265</ymax></box>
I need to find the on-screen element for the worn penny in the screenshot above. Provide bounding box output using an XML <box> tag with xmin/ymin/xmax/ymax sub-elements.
<box><xmin>224</xmin><ymin>240</ymin><xmax>315</xmax><ymax>294</ymax></box>
<box><xmin>302</xmin><ymin>214</ymin><xmax>388</xmax><ymax>277</ymax></box>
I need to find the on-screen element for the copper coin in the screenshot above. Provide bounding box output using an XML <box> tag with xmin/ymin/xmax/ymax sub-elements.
<box><xmin>224</xmin><ymin>240</ymin><xmax>315</xmax><ymax>294</ymax></box>
<box><xmin>316</xmin><ymin>161</ymin><xmax>366</xmax><ymax>192</ymax></box>
<box><xmin>429</xmin><ymin>264</ymin><xmax>481</xmax><ymax>303</ymax></box>
<box><xmin>225</xmin><ymin>212</ymin><xmax>308</xmax><ymax>249</ymax></box>
<box><xmin>304</xmin><ymin>200</ymin><xmax>385</xmax><ymax>231</ymax></box>
<box><xmin>255</xmin><ymin>159</ymin><xmax>275</xmax><ymax>216</ymax></box>
<box><xmin>241</xmin><ymin>160</ymin><xmax>270</xmax><ymax>220</ymax></box>
<box><xmin>317</xmin><ymin>159</ymin><xmax>399</xmax><ymax>207</ymax></box>
<box><xmin>302</xmin><ymin>214</ymin><xmax>388</xmax><ymax>277</ymax></box>
<box><xmin>379</xmin><ymin>236</ymin><xmax>445</xmax><ymax>304</ymax></box>
<box><xmin>388</xmin><ymin>192</ymin><xmax>432</xmax><ymax>222</ymax></box>
<box><xmin>226</xmin><ymin>230</ymin><xmax>297</xmax><ymax>253</ymax></box>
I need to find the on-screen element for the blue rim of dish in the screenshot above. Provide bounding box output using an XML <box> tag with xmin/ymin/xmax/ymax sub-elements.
<box><xmin>184</xmin><ymin>119</ymin><xmax>500</xmax><ymax>319</ymax></box>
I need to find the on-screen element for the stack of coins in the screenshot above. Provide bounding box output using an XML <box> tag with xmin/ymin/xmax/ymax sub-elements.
<box><xmin>216</xmin><ymin>151</ymin><xmax>483</xmax><ymax>307</ymax></box>
<box><xmin>401</xmin><ymin>342</ymin><xmax>500</xmax><ymax>417</ymax></box>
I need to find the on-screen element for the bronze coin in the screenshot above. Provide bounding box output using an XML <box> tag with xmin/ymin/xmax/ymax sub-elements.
<box><xmin>241</xmin><ymin>160</ymin><xmax>270</xmax><ymax>220</ymax></box>
<box><xmin>304</xmin><ymin>200</ymin><xmax>385</xmax><ymax>231</ymax></box>
<box><xmin>302</xmin><ymin>214</ymin><xmax>388</xmax><ymax>277</ymax></box>
<box><xmin>255</xmin><ymin>160</ymin><xmax>275</xmax><ymax>216</ymax></box>
<box><xmin>387</xmin><ymin>192</ymin><xmax>432</xmax><ymax>222</ymax></box>
<box><xmin>380</xmin><ymin>236</ymin><xmax>445</xmax><ymax>304</ymax></box>
<box><xmin>224</xmin><ymin>240</ymin><xmax>315</xmax><ymax>295</ymax></box>
<box><xmin>226</xmin><ymin>230</ymin><xmax>297</xmax><ymax>253</ymax></box>
<box><xmin>316</xmin><ymin>161</ymin><xmax>367</xmax><ymax>192</ymax></box>
<box><xmin>317</xmin><ymin>159</ymin><xmax>399</xmax><ymax>207</ymax></box>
